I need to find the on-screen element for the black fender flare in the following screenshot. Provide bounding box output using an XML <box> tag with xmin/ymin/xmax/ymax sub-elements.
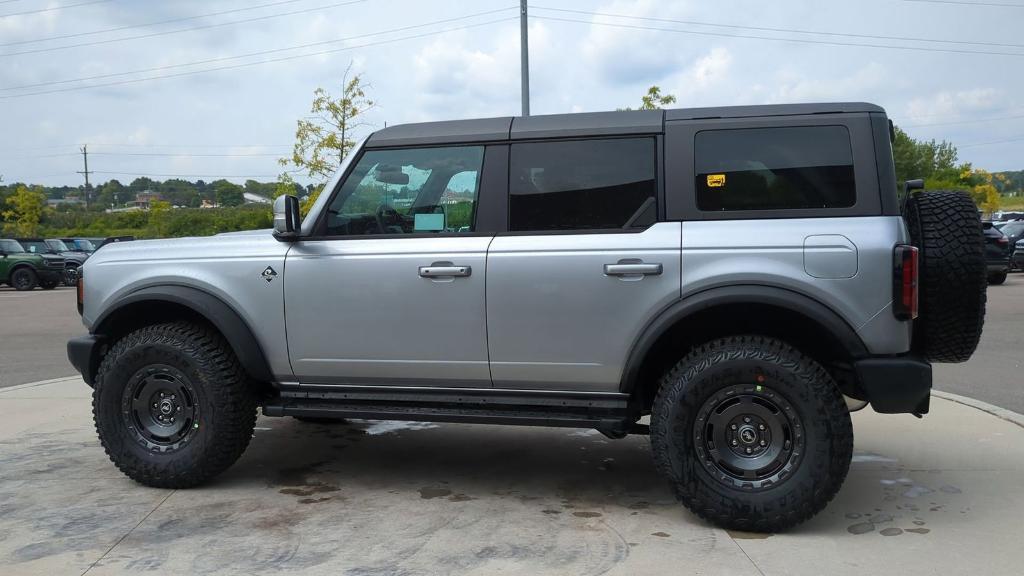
<box><xmin>619</xmin><ymin>284</ymin><xmax>869</xmax><ymax>393</ymax></box>
<box><xmin>93</xmin><ymin>284</ymin><xmax>274</xmax><ymax>383</ymax></box>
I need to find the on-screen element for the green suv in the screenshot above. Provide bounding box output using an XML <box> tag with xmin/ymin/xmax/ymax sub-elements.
<box><xmin>0</xmin><ymin>238</ymin><xmax>66</xmax><ymax>291</ymax></box>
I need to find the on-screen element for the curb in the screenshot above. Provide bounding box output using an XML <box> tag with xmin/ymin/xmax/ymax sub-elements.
<box><xmin>932</xmin><ymin>390</ymin><xmax>1024</xmax><ymax>429</ymax></box>
<box><xmin>0</xmin><ymin>375</ymin><xmax>82</xmax><ymax>394</ymax></box>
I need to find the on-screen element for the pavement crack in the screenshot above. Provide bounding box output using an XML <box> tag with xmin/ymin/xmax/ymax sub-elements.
<box><xmin>725</xmin><ymin>531</ymin><xmax>768</xmax><ymax>576</ymax></box>
<box><xmin>80</xmin><ymin>489</ymin><xmax>176</xmax><ymax>576</ymax></box>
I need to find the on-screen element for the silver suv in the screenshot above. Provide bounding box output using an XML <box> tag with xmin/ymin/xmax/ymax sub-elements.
<box><xmin>68</xmin><ymin>103</ymin><xmax>987</xmax><ymax>532</ymax></box>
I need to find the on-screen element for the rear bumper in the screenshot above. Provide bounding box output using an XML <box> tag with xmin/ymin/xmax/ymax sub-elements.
<box><xmin>67</xmin><ymin>335</ymin><xmax>105</xmax><ymax>387</ymax></box>
<box><xmin>854</xmin><ymin>355</ymin><xmax>932</xmax><ymax>414</ymax></box>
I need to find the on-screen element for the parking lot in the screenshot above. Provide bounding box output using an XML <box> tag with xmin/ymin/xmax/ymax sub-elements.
<box><xmin>1</xmin><ymin>279</ymin><xmax>1023</xmax><ymax>575</ymax></box>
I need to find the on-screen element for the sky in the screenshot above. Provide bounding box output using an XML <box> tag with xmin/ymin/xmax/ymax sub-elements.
<box><xmin>0</xmin><ymin>0</ymin><xmax>1022</xmax><ymax>187</ymax></box>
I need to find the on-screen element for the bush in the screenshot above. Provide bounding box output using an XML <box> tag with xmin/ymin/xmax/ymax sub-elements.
<box><xmin>39</xmin><ymin>205</ymin><xmax>272</xmax><ymax>239</ymax></box>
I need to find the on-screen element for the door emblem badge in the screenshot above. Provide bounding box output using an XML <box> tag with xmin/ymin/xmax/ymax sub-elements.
<box><xmin>261</xmin><ymin>266</ymin><xmax>278</xmax><ymax>283</ymax></box>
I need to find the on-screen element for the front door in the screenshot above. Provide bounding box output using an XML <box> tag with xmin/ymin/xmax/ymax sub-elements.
<box><xmin>285</xmin><ymin>145</ymin><xmax>493</xmax><ymax>387</ymax></box>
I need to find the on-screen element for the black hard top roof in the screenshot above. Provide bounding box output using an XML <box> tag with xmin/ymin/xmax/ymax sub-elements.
<box><xmin>365</xmin><ymin>102</ymin><xmax>884</xmax><ymax>148</ymax></box>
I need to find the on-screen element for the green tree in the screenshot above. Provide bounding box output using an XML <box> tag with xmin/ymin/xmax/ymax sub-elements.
<box><xmin>891</xmin><ymin>125</ymin><xmax>958</xmax><ymax>184</ymax></box>
<box><xmin>639</xmin><ymin>85</ymin><xmax>677</xmax><ymax>110</ymax></box>
<box><xmin>2</xmin><ymin>184</ymin><xmax>47</xmax><ymax>236</ymax></box>
<box><xmin>211</xmin><ymin>179</ymin><xmax>244</xmax><ymax>207</ymax></box>
<box><xmin>128</xmin><ymin>177</ymin><xmax>157</xmax><ymax>195</ymax></box>
<box><xmin>280</xmin><ymin>63</ymin><xmax>374</xmax><ymax>214</ymax></box>
<box><xmin>95</xmin><ymin>179</ymin><xmax>126</xmax><ymax>209</ymax></box>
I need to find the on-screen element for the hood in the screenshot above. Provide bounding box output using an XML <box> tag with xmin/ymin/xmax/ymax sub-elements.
<box><xmin>216</xmin><ymin>228</ymin><xmax>273</xmax><ymax>237</ymax></box>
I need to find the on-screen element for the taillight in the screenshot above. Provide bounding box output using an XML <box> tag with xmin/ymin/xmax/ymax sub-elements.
<box><xmin>893</xmin><ymin>245</ymin><xmax>919</xmax><ymax>321</ymax></box>
<box><xmin>76</xmin><ymin>276</ymin><xmax>84</xmax><ymax>316</ymax></box>
<box><xmin>998</xmin><ymin>237</ymin><xmax>1009</xmax><ymax>244</ymax></box>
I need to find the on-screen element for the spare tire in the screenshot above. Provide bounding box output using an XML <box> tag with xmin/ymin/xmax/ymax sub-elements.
<box><xmin>904</xmin><ymin>190</ymin><xmax>986</xmax><ymax>362</ymax></box>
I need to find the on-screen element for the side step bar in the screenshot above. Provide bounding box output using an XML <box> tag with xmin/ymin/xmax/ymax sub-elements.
<box><xmin>262</xmin><ymin>386</ymin><xmax>646</xmax><ymax>435</ymax></box>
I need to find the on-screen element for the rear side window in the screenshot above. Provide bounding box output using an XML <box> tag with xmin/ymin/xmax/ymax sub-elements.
<box><xmin>509</xmin><ymin>138</ymin><xmax>657</xmax><ymax>231</ymax></box>
<box><xmin>695</xmin><ymin>126</ymin><xmax>856</xmax><ymax>212</ymax></box>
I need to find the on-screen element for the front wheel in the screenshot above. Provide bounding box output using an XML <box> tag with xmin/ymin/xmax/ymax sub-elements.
<box><xmin>11</xmin><ymin>268</ymin><xmax>37</xmax><ymax>291</ymax></box>
<box><xmin>93</xmin><ymin>321</ymin><xmax>257</xmax><ymax>488</ymax></box>
<box><xmin>988</xmin><ymin>271</ymin><xmax>1007</xmax><ymax>285</ymax></box>
<box><xmin>39</xmin><ymin>279</ymin><xmax>59</xmax><ymax>290</ymax></box>
<box><xmin>651</xmin><ymin>336</ymin><xmax>853</xmax><ymax>532</ymax></box>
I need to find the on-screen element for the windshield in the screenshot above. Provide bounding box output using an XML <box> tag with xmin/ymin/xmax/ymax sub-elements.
<box><xmin>0</xmin><ymin>239</ymin><xmax>26</xmax><ymax>253</ymax></box>
<box><xmin>46</xmin><ymin>239</ymin><xmax>70</xmax><ymax>251</ymax></box>
<box><xmin>20</xmin><ymin>240</ymin><xmax>50</xmax><ymax>254</ymax></box>
<box><xmin>72</xmin><ymin>239</ymin><xmax>97</xmax><ymax>251</ymax></box>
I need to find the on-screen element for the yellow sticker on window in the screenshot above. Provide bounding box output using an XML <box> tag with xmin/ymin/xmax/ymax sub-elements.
<box><xmin>706</xmin><ymin>174</ymin><xmax>726</xmax><ymax>188</ymax></box>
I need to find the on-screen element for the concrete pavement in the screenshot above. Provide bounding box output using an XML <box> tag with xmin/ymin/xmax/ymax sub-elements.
<box><xmin>1</xmin><ymin>377</ymin><xmax>1022</xmax><ymax>575</ymax></box>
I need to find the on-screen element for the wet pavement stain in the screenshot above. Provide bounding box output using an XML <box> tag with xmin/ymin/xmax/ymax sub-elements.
<box><xmin>651</xmin><ymin>532</ymin><xmax>670</xmax><ymax>538</ymax></box>
<box><xmin>727</xmin><ymin>530</ymin><xmax>773</xmax><ymax>540</ymax></box>
<box><xmin>419</xmin><ymin>487</ymin><xmax>452</xmax><ymax>499</ymax></box>
<box><xmin>278</xmin><ymin>483</ymin><xmax>340</xmax><ymax>497</ymax></box>
<box><xmin>880</xmin><ymin>527</ymin><xmax>904</xmax><ymax>536</ymax></box>
<box><xmin>572</xmin><ymin>511</ymin><xmax>602</xmax><ymax>518</ymax></box>
<box><xmin>542</xmin><ymin>509</ymin><xmax>562</xmax><ymax>515</ymax></box>
<box><xmin>447</xmin><ymin>493</ymin><xmax>475</xmax><ymax>502</ymax></box>
<box><xmin>847</xmin><ymin>522</ymin><xmax>875</xmax><ymax>535</ymax></box>
<box><xmin>906</xmin><ymin>527</ymin><xmax>931</xmax><ymax>534</ymax></box>
<box><xmin>298</xmin><ymin>497</ymin><xmax>332</xmax><ymax>505</ymax></box>
<box><xmin>628</xmin><ymin>501</ymin><xmax>650</xmax><ymax>510</ymax></box>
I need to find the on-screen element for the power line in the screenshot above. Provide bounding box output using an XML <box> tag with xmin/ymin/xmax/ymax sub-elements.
<box><xmin>530</xmin><ymin>14</ymin><xmax>1024</xmax><ymax>57</ymax></box>
<box><xmin>530</xmin><ymin>5</ymin><xmax>1024</xmax><ymax>49</ymax></box>
<box><xmin>91</xmin><ymin>171</ymin><xmax>283</xmax><ymax>178</ymax></box>
<box><xmin>960</xmin><ymin>135</ymin><xmax>1024</xmax><ymax>148</ymax></box>
<box><xmin>1</xmin><ymin>0</ymin><xmax>371</xmax><ymax>57</ymax></box>
<box><xmin>0</xmin><ymin>0</ymin><xmax>309</xmax><ymax>47</ymax></box>
<box><xmin>903</xmin><ymin>113</ymin><xmax>1024</xmax><ymax>128</ymax></box>
<box><xmin>1</xmin><ymin>7</ymin><xmax>515</xmax><ymax>91</ymax></box>
<box><xmin>0</xmin><ymin>14</ymin><xmax>519</xmax><ymax>98</ymax></box>
<box><xmin>0</xmin><ymin>0</ymin><xmax>112</xmax><ymax>18</ymax></box>
<box><xmin>900</xmin><ymin>0</ymin><xmax>1024</xmax><ymax>7</ymax></box>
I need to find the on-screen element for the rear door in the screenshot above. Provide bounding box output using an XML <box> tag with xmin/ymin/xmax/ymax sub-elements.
<box><xmin>486</xmin><ymin>137</ymin><xmax>681</xmax><ymax>392</ymax></box>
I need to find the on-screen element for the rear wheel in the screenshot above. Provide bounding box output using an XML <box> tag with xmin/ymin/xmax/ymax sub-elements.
<box><xmin>651</xmin><ymin>336</ymin><xmax>852</xmax><ymax>532</ymax></box>
<box><xmin>11</xmin><ymin>268</ymin><xmax>37</xmax><ymax>291</ymax></box>
<box><xmin>93</xmin><ymin>321</ymin><xmax>257</xmax><ymax>488</ymax></box>
<box><xmin>39</xmin><ymin>279</ymin><xmax>58</xmax><ymax>290</ymax></box>
<box><xmin>988</xmin><ymin>271</ymin><xmax>1007</xmax><ymax>285</ymax></box>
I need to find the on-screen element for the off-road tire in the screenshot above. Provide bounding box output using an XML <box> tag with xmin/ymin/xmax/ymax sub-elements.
<box><xmin>904</xmin><ymin>190</ymin><xmax>986</xmax><ymax>362</ymax></box>
<box><xmin>651</xmin><ymin>336</ymin><xmax>853</xmax><ymax>532</ymax></box>
<box><xmin>988</xmin><ymin>271</ymin><xmax>1007</xmax><ymax>285</ymax></box>
<box><xmin>10</xmin><ymin>267</ymin><xmax>37</xmax><ymax>291</ymax></box>
<box><xmin>93</xmin><ymin>321</ymin><xmax>257</xmax><ymax>488</ymax></box>
<box><xmin>39</xmin><ymin>279</ymin><xmax>58</xmax><ymax>290</ymax></box>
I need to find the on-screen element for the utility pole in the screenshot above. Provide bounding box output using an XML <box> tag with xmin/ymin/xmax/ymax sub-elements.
<box><xmin>519</xmin><ymin>0</ymin><xmax>530</xmax><ymax>116</ymax></box>
<box><xmin>77</xmin><ymin>144</ymin><xmax>92</xmax><ymax>208</ymax></box>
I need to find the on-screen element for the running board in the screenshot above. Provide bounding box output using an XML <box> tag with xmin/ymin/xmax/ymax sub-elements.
<box><xmin>262</xmin><ymin>387</ymin><xmax>641</xmax><ymax>434</ymax></box>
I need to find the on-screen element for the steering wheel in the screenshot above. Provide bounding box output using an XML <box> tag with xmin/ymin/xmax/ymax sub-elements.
<box><xmin>374</xmin><ymin>204</ymin><xmax>403</xmax><ymax>233</ymax></box>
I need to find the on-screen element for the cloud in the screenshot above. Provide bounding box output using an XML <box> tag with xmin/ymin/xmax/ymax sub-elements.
<box><xmin>580</xmin><ymin>0</ymin><xmax>693</xmax><ymax>83</ymax></box>
<box><xmin>904</xmin><ymin>88</ymin><xmax>1005</xmax><ymax>120</ymax></box>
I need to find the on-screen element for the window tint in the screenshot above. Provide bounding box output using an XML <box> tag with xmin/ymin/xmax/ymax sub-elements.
<box><xmin>695</xmin><ymin>126</ymin><xmax>856</xmax><ymax>212</ymax></box>
<box><xmin>509</xmin><ymin>138</ymin><xmax>657</xmax><ymax>231</ymax></box>
<box><xmin>324</xmin><ymin>146</ymin><xmax>484</xmax><ymax>236</ymax></box>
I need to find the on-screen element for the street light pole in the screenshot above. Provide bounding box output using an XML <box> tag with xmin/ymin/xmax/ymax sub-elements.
<box><xmin>519</xmin><ymin>0</ymin><xmax>530</xmax><ymax>116</ymax></box>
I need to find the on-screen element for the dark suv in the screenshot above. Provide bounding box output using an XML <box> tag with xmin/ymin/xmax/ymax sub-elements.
<box><xmin>983</xmin><ymin>223</ymin><xmax>1011</xmax><ymax>284</ymax></box>
<box><xmin>17</xmin><ymin>238</ymin><xmax>84</xmax><ymax>286</ymax></box>
<box><xmin>0</xmin><ymin>238</ymin><xmax>66</xmax><ymax>290</ymax></box>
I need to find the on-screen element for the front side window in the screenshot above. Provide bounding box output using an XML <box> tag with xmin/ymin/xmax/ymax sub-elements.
<box><xmin>695</xmin><ymin>126</ymin><xmax>856</xmax><ymax>212</ymax></box>
<box><xmin>323</xmin><ymin>146</ymin><xmax>484</xmax><ymax>236</ymax></box>
<box><xmin>509</xmin><ymin>138</ymin><xmax>657</xmax><ymax>231</ymax></box>
<box><xmin>0</xmin><ymin>239</ymin><xmax>25</xmax><ymax>253</ymax></box>
<box><xmin>20</xmin><ymin>240</ymin><xmax>48</xmax><ymax>254</ymax></box>
<box><xmin>46</xmin><ymin>239</ymin><xmax>70</xmax><ymax>252</ymax></box>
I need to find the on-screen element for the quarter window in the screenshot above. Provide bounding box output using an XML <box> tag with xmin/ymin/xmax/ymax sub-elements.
<box><xmin>695</xmin><ymin>126</ymin><xmax>856</xmax><ymax>212</ymax></box>
<box><xmin>509</xmin><ymin>138</ymin><xmax>657</xmax><ymax>231</ymax></box>
<box><xmin>323</xmin><ymin>146</ymin><xmax>484</xmax><ymax>236</ymax></box>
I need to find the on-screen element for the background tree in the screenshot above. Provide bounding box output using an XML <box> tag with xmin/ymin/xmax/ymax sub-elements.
<box><xmin>210</xmin><ymin>179</ymin><xmax>244</xmax><ymax>207</ymax></box>
<box><xmin>2</xmin><ymin>184</ymin><xmax>47</xmax><ymax>236</ymax></box>
<box><xmin>280</xmin><ymin>64</ymin><xmax>374</xmax><ymax>213</ymax></box>
<box><xmin>95</xmin><ymin>179</ymin><xmax>126</xmax><ymax>209</ymax></box>
<box><xmin>639</xmin><ymin>85</ymin><xmax>677</xmax><ymax>110</ymax></box>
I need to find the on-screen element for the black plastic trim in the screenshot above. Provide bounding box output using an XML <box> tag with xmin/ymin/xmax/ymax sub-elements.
<box><xmin>67</xmin><ymin>334</ymin><xmax>105</xmax><ymax>387</ymax></box>
<box><xmin>854</xmin><ymin>355</ymin><xmax>932</xmax><ymax>414</ymax></box>
<box><xmin>280</xmin><ymin>384</ymin><xmax>630</xmax><ymax>409</ymax></box>
<box><xmin>91</xmin><ymin>285</ymin><xmax>274</xmax><ymax>383</ymax></box>
<box><xmin>619</xmin><ymin>284</ymin><xmax>870</xmax><ymax>393</ymax></box>
<box><xmin>871</xmin><ymin>112</ymin><xmax>901</xmax><ymax>216</ymax></box>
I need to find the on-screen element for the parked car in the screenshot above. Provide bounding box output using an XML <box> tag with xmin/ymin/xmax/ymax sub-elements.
<box><xmin>61</xmin><ymin>238</ymin><xmax>98</xmax><ymax>253</ymax></box>
<box><xmin>1014</xmin><ymin>239</ymin><xmax>1024</xmax><ymax>271</ymax></box>
<box><xmin>983</xmin><ymin>222</ymin><xmax>1011</xmax><ymax>284</ymax></box>
<box><xmin>61</xmin><ymin>236</ymin><xmax>135</xmax><ymax>253</ymax></box>
<box><xmin>0</xmin><ymin>238</ymin><xmax>66</xmax><ymax>290</ymax></box>
<box><xmin>68</xmin><ymin>102</ymin><xmax>987</xmax><ymax>532</ymax></box>
<box><xmin>997</xmin><ymin>221</ymin><xmax>1024</xmax><ymax>271</ymax></box>
<box><xmin>17</xmin><ymin>238</ymin><xmax>84</xmax><ymax>286</ymax></box>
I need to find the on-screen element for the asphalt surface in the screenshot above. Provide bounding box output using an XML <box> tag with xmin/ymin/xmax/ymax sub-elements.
<box><xmin>1</xmin><ymin>278</ymin><xmax>1021</xmax><ymax>412</ymax></box>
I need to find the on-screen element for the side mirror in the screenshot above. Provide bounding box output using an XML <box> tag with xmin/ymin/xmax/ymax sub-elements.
<box><xmin>273</xmin><ymin>195</ymin><xmax>301</xmax><ymax>240</ymax></box>
<box><xmin>904</xmin><ymin>179</ymin><xmax>924</xmax><ymax>195</ymax></box>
